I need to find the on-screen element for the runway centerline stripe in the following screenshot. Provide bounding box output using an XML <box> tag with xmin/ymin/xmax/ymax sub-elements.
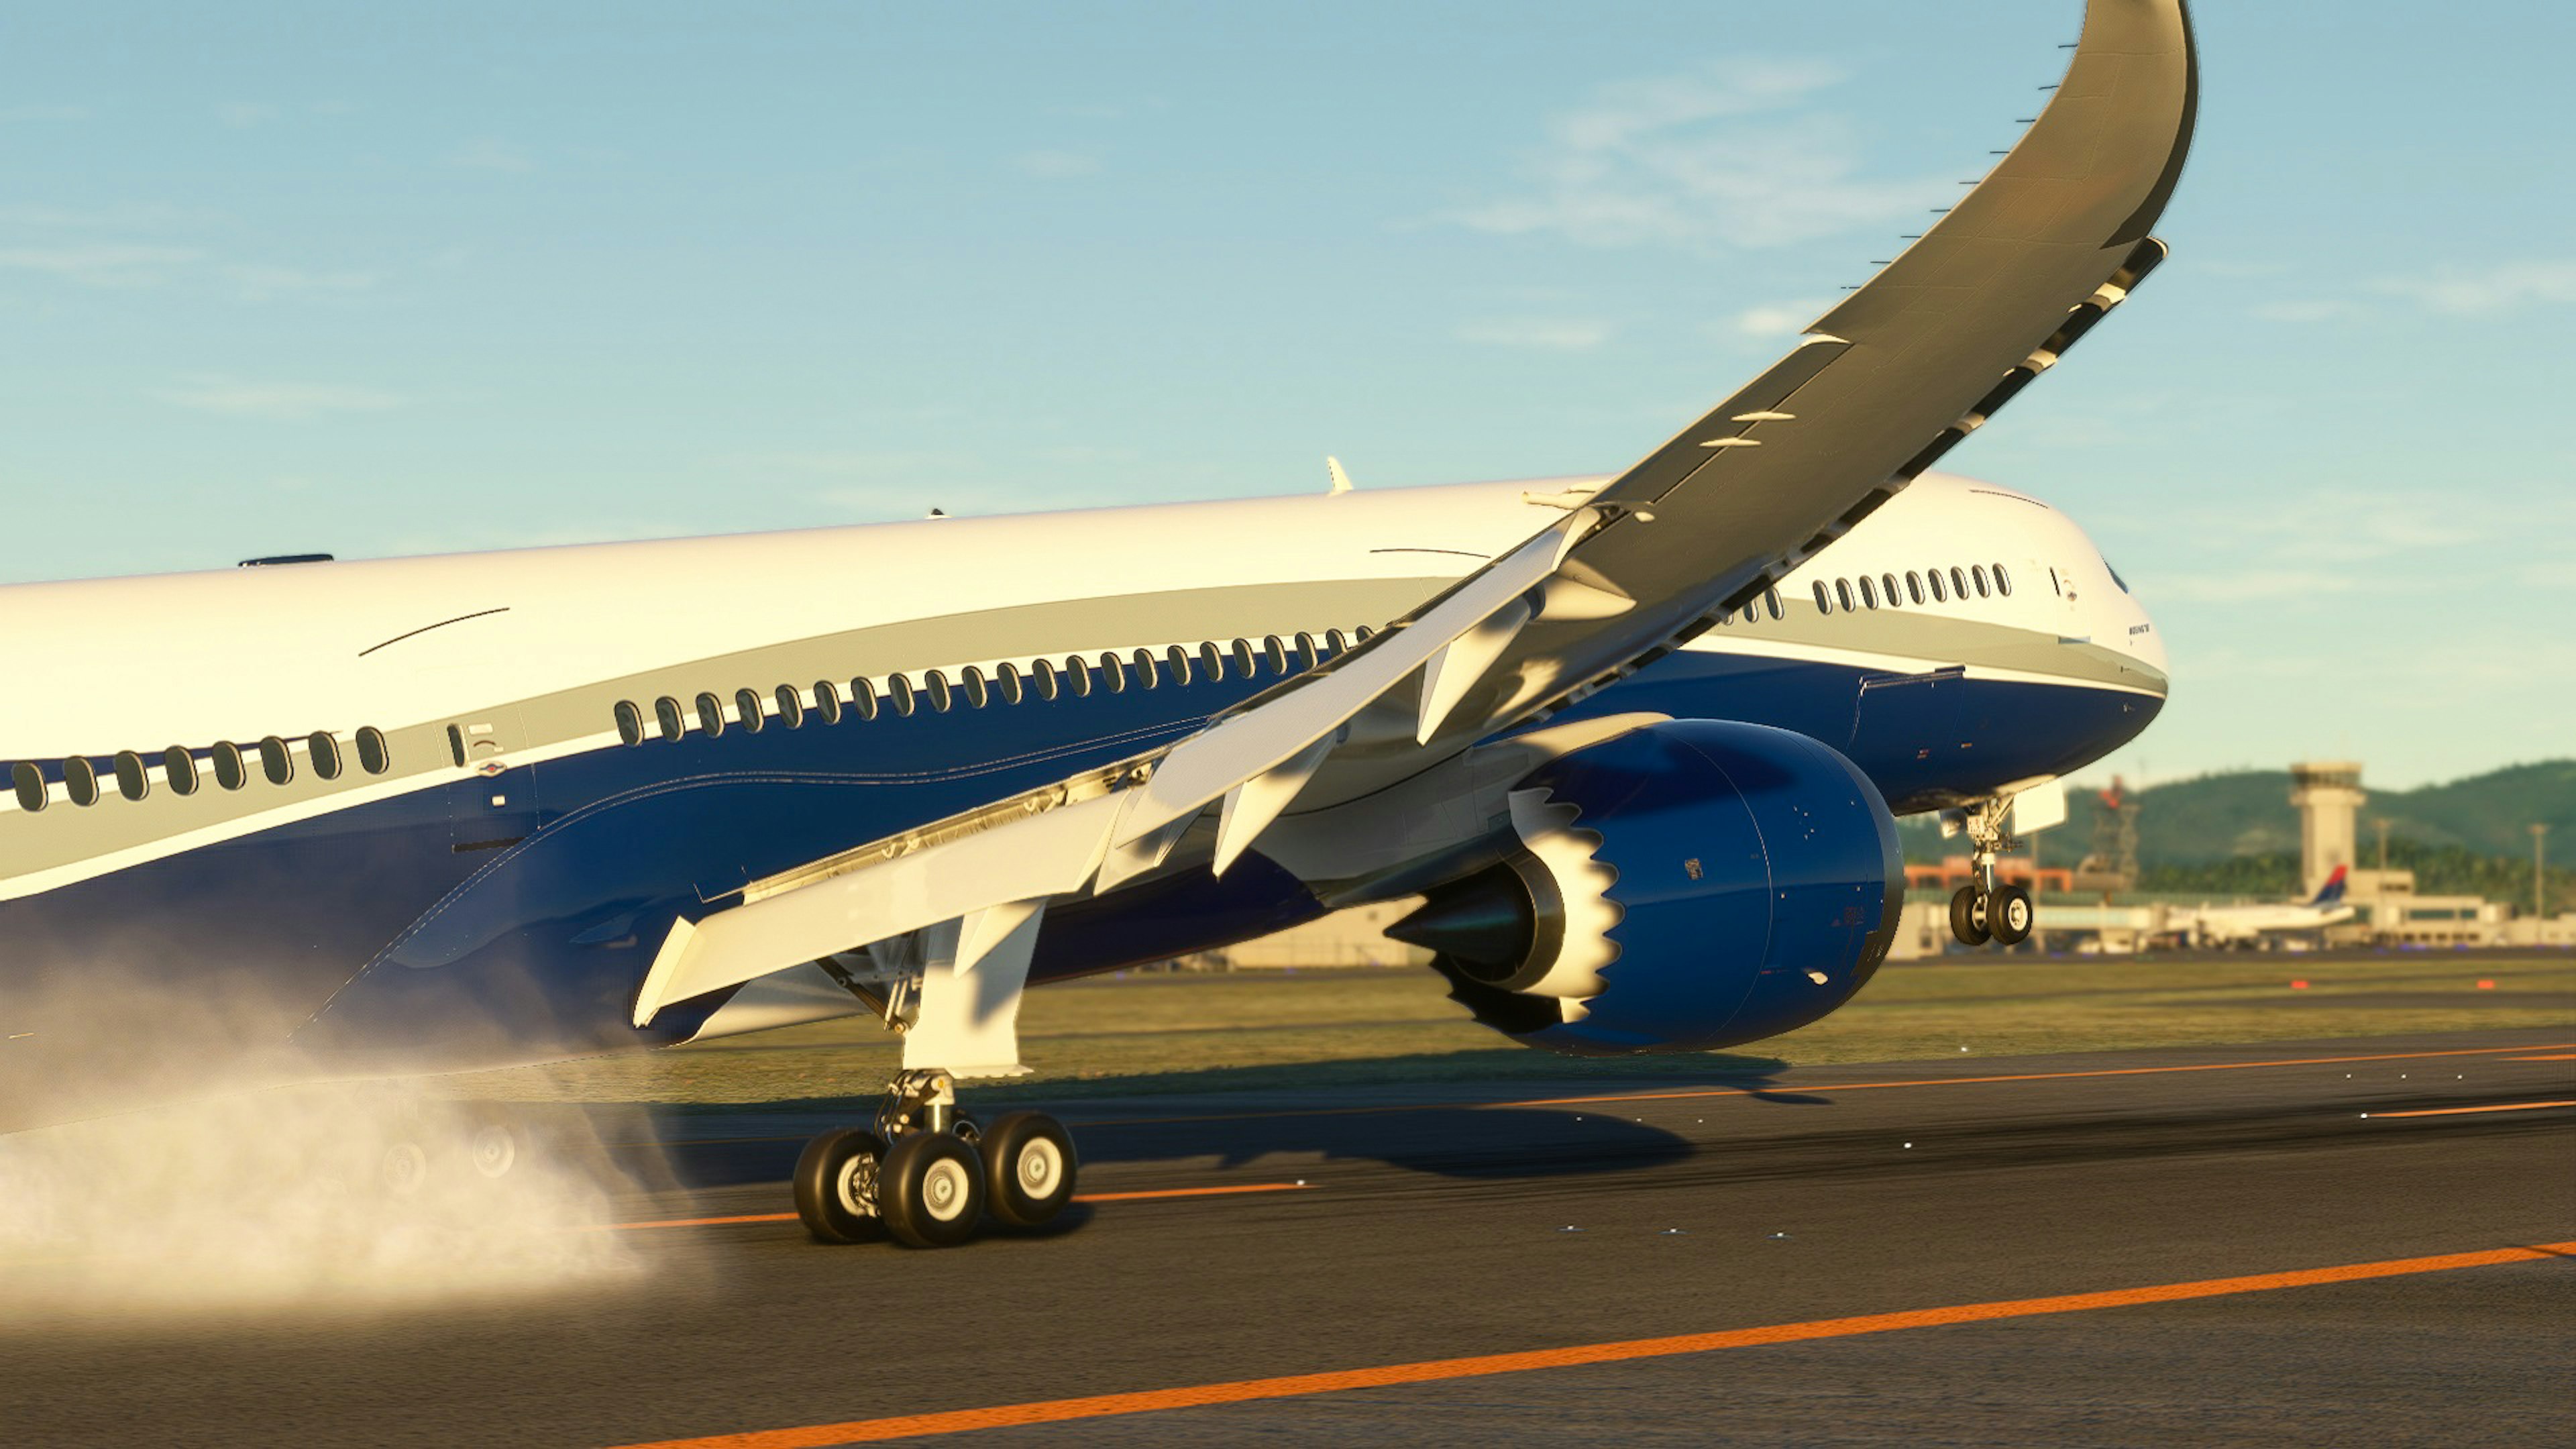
<box><xmin>2506</xmin><ymin>1053</ymin><xmax>2576</xmax><ymax>1061</ymax></box>
<box><xmin>2363</xmin><ymin>1100</ymin><xmax>2576</xmax><ymax>1120</ymax></box>
<box><xmin>602</xmin><ymin>1182</ymin><xmax>1311</xmax><ymax>1231</ymax></box>
<box><xmin>604</xmin><ymin>1240</ymin><xmax>2576</xmax><ymax>1448</ymax></box>
<box><xmin>1083</xmin><ymin>1041</ymin><xmax>2576</xmax><ymax>1128</ymax></box>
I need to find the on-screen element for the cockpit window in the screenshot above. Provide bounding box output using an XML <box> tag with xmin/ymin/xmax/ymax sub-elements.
<box><xmin>2104</xmin><ymin>557</ymin><xmax>2131</xmax><ymax>594</ymax></box>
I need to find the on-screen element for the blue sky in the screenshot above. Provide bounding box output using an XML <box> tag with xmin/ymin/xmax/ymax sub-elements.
<box><xmin>2</xmin><ymin>1</ymin><xmax>2568</xmax><ymax>789</ymax></box>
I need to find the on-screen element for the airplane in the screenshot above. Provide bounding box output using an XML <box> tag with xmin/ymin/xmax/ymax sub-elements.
<box><xmin>2169</xmin><ymin>866</ymin><xmax>2358</xmax><ymax>947</ymax></box>
<box><xmin>0</xmin><ymin>0</ymin><xmax>2194</xmax><ymax>1248</ymax></box>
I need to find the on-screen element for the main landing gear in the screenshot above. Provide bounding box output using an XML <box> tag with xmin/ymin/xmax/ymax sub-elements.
<box><xmin>793</xmin><ymin>1069</ymin><xmax>1079</xmax><ymax>1248</ymax></box>
<box><xmin>1945</xmin><ymin>797</ymin><xmax>2034</xmax><ymax>949</ymax></box>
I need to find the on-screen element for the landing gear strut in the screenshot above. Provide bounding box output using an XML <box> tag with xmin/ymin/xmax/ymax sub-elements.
<box><xmin>792</xmin><ymin>1070</ymin><xmax>1079</xmax><ymax>1248</ymax></box>
<box><xmin>1946</xmin><ymin>798</ymin><xmax>2035</xmax><ymax>949</ymax></box>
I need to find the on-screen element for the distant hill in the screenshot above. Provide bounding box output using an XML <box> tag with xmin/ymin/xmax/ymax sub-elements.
<box><xmin>1897</xmin><ymin>759</ymin><xmax>2576</xmax><ymax>887</ymax></box>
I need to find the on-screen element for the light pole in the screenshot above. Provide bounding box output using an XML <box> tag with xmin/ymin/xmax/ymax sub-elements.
<box><xmin>2534</xmin><ymin>824</ymin><xmax>2551</xmax><ymax>921</ymax></box>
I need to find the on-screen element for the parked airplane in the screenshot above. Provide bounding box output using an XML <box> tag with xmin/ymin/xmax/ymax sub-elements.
<box><xmin>2171</xmin><ymin>867</ymin><xmax>2357</xmax><ymax>946</ymax></box>
<box><xmin>0</xmin><ymin>0</ymin><xmax>2194</xmax><ymax>1247</ymax></box>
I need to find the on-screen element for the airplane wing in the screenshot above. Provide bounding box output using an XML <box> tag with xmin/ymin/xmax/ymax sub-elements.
<box><xmin>632</xmin><ymin>0</ymin><xmax>2198</xmax><ymax>1051</ymax></box>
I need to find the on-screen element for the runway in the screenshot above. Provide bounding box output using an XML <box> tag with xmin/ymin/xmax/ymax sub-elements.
<box><xmin>5</xmin><ymin>1027</ymin><xmax>2571</xmax><ymax>1446</ymax></box>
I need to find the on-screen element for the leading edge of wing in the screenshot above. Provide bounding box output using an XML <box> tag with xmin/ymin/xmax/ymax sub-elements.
<box><xmin>631</xmin><ymin>0</ymin><xmax>2198</xmax><ymax>1025</ymax></box>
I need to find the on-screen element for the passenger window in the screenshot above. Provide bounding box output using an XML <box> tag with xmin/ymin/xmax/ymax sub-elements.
<box><xmin>996</xmin><ymin>663</ymin><xmax>1024</xmax><ymax>706</ymax></box>
<box><xmin>1061</xmin><ymin>655</ymin><xmax>1092</xmax><ymax>698</ymax></box>
<box><xmin>695</xmin><ymin>692</ymin><xmax>726</xmax><ymax>737</ymax></box>
<box><xmin>1813</xmin><ymin>581</ymin><xmax>1833</xmax><ymax>615</ymax></box>
<box><xmin>1293</xmin><ymin>632</ymin><xmax>1320</xmax><ymax>669</ymax></box>
<box><xmin>1882</xmin><ymin>573</ymin><xmax>1900</xmax><ymax>607</ymax></box>
<box><xmin>614</xmin><ymin>700</ymin><xmax>645</xmax><ymax>746</ymax></box>
<box><xmin>165</xmin><ymin>745</ymin><xmax>201</xmax><ymax>796</ymax></box>
<box><xmin>1858</xmin><ymin>576</ymin><xmax>1878</xmax><ymax>609</ymax></box>
<box><xmin>308</xmin><ymin>732</ymin><xmax>343</xmax><ymax>781</ymax></box>
<box><xmin>215</xmin><ymin>741</ymin><xmax>250</xmax><ymax>790</ymax></box>
<box><xmin>1835</xmin><ymin>579</ymin><xmax>1855</xmax><ymax>613</ymax></box>
<box><xmin>1928</xmin><ymin>569</ymin><xmax>1948</xmax><ymax>602</ymax></box>
<box><xmin>1766</xmin><ymin>587</ymin><xmax>1782</xmax><ymax>621</ymax></box>
<box><xmin>1972</xmin><ymin>565</ymin><xmax>1990</xmax><ymax>598</ymax></box>
<box><xmin>65</xmin><ymin>757</ymin><xmax>101</xmax><ymax>806</ymax></box>
<box><xmin>113</xmin><ymin>750</ymin><xmax>149</xmax><ymax>801</ymax></box>
<box><xmin>1200</xmin><ymin>642</ymin><xmax>1227</xmax><ymax>681</ymax></box>
<box><xmin>1326</xmin><ymin>629</ymin><xmax>1352</xmax><ymax>654</ymax></box>
<box><xmin>1949</xmin><ymin>566</ymin><xmax>1969</xmax><ymax>599</ymax></box>
<box><xmin>1265</xmin><ymin>635</ymin><xmax>1289</xmax><ymax>674</ymax></box>
<box><xmin>855</xmin><ymin>677</ymin><xmax>885</xmax><ymax>721</ymax></box>
<box><xmin>1228</xmin><ymin>637</ymin><xmax>1255</xmax><ymax>677</ymax></box>
<box><xmin>813</xmin><ymin>681</ymin><xmax>843</xmax><ymax>724</ymax></box>
<box><xmin>1032</xmin><ymin>658</ymin><xmax>1059</xmax><ymax>701</ymax></box>
<box><xmin>735</xmin><ymin>688</ymin><xmax>765</xmax><ymax>733</ymax></box>
<box><xmin>655</xmin><ymin>697</ymin><xmax>686</xmax><ymax>741</ymax></box>
<box><xmin>1906</xmin><ymin>571</ymin><xmax>1925</xmax><ymax>605</ymax></box>
<box><xmin>775</xmin><ymin>684</ymin><xmax>805</xmax><ymax>728</ymax></box>
<box><xmin>960</xmin><ymin>667</ymin><xmax>988</xmax><ymax>709</ymax></box>
<box><xmin>258</xmin><ymin>736</ymin><xmax>294</xmax><ymax>786</ymax></box>
<box><xmin>1356</xmin><ymin>625</ymin><xmax>1379</xmax><ymax>642</ymax></box>
<box><xmin>1097</xmin><ymin>652</ymin><xmax>1127</xmax><ymax>693</ymax></box>
<box><xmin>1738</xmin><ymin>601</ymin><xmax>1756</xmax><ymax>624</ymax></box>
<box><xmin>925</xmin><ymin>670</ymin><xmax>953</xmax><ymax>712</ymax></box>
<box><xmin>1992</xmin><ymin>562</ymin><xmax>2012</xmax><ymax>596</ymax></box>
<box><xmin>888</xmin><ymin>674</ymin><xmax>916</xmax><ymax>716</ymax></box>
<box><xmin>1130</xmin><ymin>648</ymin><xmax>1160</xmax><ymax>689</ymax></box>
<box><xmin>1167</xmin><ymin>645</ymin><xmax>1193</xmax><ymax>686</ymax></box>
<box><xmin>10</xmin><ymin>761</ymin><xmax>44</xmax><ymax>813</ymax></box>
<box><xmin>357</xmin><ymin>726</ymin><xmax>391</xmax><ymax>773</ymax></box>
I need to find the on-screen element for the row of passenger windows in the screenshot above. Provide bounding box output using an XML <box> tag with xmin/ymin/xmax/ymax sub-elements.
<box><xmin>10</xmin><ymin>727</ymin><xmax>394</xmax><ymax>814</ymax></box>
<box><xmin>613</xmin><ymin>629</ymin><xmax>1375</xmax><ymax>747</ymax></box>
<box><xmin>1812</xmin><ymin>561</ymin><xmax>2010</xmax><ymax>617</ymax></box>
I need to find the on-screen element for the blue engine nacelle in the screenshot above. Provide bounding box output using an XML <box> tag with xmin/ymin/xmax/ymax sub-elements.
<box><xmin>1387</xmin><ymin>720</ymin><xmax>1903</xmax><ymax>1055</ymax></box>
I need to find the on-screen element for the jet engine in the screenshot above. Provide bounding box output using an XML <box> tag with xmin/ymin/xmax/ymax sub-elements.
<box><xmin>1388</xmin><ymin>720</ymin><xmax>1903</xmax><ymax>1054</ymax></box>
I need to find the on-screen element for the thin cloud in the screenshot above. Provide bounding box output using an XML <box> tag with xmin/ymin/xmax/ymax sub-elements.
<box><xmin>2372</xmin><ymin>260</ymin><xmax>2576</xmax><ymax>315</ymax></box>
<box><xmin>0</xmin><ymin>244</ymin><xmax>202</xmax><ymax>288</ymax></box>
<box><xmin>1014</xmin><ymin>150</ymin><xmax>1102</xmax><ymax>180</ymax></box>
<box><xmin>1446</xmin><ymin>58</ymin><xmax>1953</xmax><ymax>251</ymax></box>
<box><xmin>1456</xmin><ymin>317</ymin><xmax>1613</xmax><ymax>351</ymax></box>
<box><xmin>2151</xmin><ymin>569</ymin><xmax>2361</xmax><ymax>604</ymax></box>
<box><xmin>1730</xmin><ymin>299</ymin><xmax>1833</xmax><ymax>337</ymax></box>
<box><xmin>447</xmin><ymin>138</ymin><xmax>537</xmax><ymax>174</ymax></box>
<box><xmin>160</xmin><ymin>378</ymin><xmax>405</xmax><ymax>421</ymax></box>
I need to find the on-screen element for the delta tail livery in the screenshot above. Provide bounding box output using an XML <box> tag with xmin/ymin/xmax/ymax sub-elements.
<box><xmin>2172</xmin><ymin>867</ymin><xmax>2359</xmax><ymax>946</ymax></box>
<box><xmin>0</xmin><ymin>1</ymin><xmax>2195</xmax><ymax>1246</ymax></box>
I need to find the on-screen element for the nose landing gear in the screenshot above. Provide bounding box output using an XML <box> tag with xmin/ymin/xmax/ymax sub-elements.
<box><xmin>792</xmin><ymin>1071</ymin><xmax>1079</xmax><ymax>1248</ymax></box>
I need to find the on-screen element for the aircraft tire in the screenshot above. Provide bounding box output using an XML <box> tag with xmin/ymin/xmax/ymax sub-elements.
<box><xmin>794</xmin><ymin>1128</ymin><xmax>890</xmax><ymax>1244</ymax></box>
<box><xmin>1990</xmin><ymin>884</ymin><xmax>2035</xmax><ymax>946</ymax></box>
<box><xmin>880</xmin><ymin>1131</ymin><xmax>985</xmax><ymax>1249</ymax></box>
<box><xmin>979</xmin><ymin>1112</ymin><xmax>1079</xmax><ymax>1229</ymax></box>
<box><xmin>1949</xmin><ymin>885</ymin><xmax>1992</xmax><ymax>947</ymax></box>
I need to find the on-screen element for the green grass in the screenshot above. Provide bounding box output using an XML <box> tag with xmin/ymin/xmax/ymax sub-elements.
<box><xmin>439</xmin><ymin>955</ymin><xmax>2576</xmax><ymax>1108</ymax></box>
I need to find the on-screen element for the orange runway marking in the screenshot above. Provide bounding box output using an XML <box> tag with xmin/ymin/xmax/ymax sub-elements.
<box><xmin>606</xmin><ymin>1240</ymin><xmax>2576</xmax><ymax>1448</ymax></box>
<box><xmin>2506</xmin><ymin>1053</ymin><xmax>2576</xmax><ymax>1062</ymax></box>
<box><xmin>2363</xmin><ymin>1100</ymin><xmax>2576</xmax><ymax>1120</ymax></box>
<box><xmin>602</xmin><ymin>1182</ymin><xmax>1311</xmax><ymax>1232</ymax></box>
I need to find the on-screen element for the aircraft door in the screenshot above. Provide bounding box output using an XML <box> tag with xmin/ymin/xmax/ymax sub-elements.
<box><xmin>441</xmin><ymin>706</ymin><xmax>544</xmax><ymax>855</ymax></box>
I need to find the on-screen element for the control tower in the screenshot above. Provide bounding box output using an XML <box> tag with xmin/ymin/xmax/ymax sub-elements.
<box><xmin>2290</xmin><ymin>761</ymin><xmax>2365</xmax><ymax>898</ymax></box>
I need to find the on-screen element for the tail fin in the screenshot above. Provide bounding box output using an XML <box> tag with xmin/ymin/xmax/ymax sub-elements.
<box><xmin>2310</xmin><ymin>865</ymin><xmax>2349</xmax><ymax>907</ymax></box>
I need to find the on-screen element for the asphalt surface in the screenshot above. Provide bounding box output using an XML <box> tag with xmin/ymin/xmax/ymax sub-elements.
<box><xmin>5</xmin><ymin>1027</ymin><xmax>2571</xmax><ymax>1447</ymax></box>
